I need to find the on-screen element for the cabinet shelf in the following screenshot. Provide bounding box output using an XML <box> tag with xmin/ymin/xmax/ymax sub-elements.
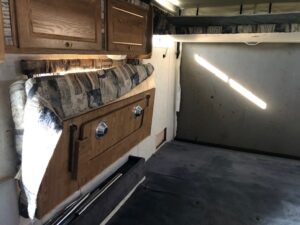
<box><xmin>164</xmin><ymin>32</ymin><xmax>300</xmax><ymax>44</ymax></box>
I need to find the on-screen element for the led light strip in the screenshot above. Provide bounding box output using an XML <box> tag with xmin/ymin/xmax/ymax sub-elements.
<box><xmin>154</xmin><ymin>0</ymin><xmax>177</xmax><ymax>12</ymax></box>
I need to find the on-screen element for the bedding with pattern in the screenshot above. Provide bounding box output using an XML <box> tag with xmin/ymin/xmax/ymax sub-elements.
<box><xmin>9</xmin><ymin>63</ymin><xmax>154</xmax><ymax>219</ymax></box>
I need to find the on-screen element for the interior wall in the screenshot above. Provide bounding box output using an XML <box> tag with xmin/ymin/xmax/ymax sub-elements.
<box><xmin>0</xmin><ymin>54</ymin><xmax>24</xmax><ymax>225</ymax></box>
<box><xmin>177</xmin><ymin>43</ymin><xmax>300</xmax><ymax>157</ymax></box>
<box><xmin>0</xmin><ymin>45</ymin><xmax>178</xmax><ymax>224</ymax></box>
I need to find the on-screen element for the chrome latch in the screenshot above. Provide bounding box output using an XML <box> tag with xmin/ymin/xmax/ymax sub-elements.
<box><xmin>133</xmin><ymin>105</ymin><xmax>144</xmax><ymax>118</ymax></box>
<box><xmin>96</xmin><ymin>121</ymin><xmax>108</xmax><ymax>139</ymax></box>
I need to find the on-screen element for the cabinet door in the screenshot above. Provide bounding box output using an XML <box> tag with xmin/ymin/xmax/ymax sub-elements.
<box><xmin>15</xmin><ymin>0</ymin><xmax>102</xmax><ymax>50</ymax></box>
<box><xmin>76</xmin><ymin>89</ymin><xmax>155</xmax><ymax>186</ymax></box>
<box><xmin>107</xmin><ymin>0</ymin><xmax>148</xmax><ymax>53</ymax></box>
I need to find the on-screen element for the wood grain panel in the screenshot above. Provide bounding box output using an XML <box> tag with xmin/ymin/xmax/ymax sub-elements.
<box><xmin>77</xmin><ymin>89</ymin><xmax>154</xmax><ymax>186</ymax></box>
<box><xmin>30</xmin><ymin>0</ymin><xmax>96</xmax><ymax>40</ymax></box>
<box><xmin>36</xmin><ymin>123</ymin><xmax>79</xmax><ymax>217</ymax></box>
<box><xmin>107</xmin><ymin>0</ymin><xmax>148</xmax><ymax>53</ymax></box>
<box><xmin>36</xmin><ymin>88</ymin><xmax>155</xmax><ymax>218</ymax></box>
<box><xmin>79</xmin><ymin>98</ymin><xmax>147</xmax><ymax>160</ymax></box>
<box><xmin>145</xmin><ymin>6</ymin><xmax>153</xmax><ymax>54</ymax></box>
<box><xmin>15</xmin><ymin>0</ymin><xmax>102</xmax><ymax>50</ymax></box>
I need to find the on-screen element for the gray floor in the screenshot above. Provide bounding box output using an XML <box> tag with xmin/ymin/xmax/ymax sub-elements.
<box><xmin>107</xmin><ymin>141</ymin><xmax>300</xmax><ymax>225</ymax></box>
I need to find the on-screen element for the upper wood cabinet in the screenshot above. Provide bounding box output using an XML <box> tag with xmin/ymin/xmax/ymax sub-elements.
<box><xmin>15</xmin><ymin>0</ymin><xmax>102</xmax><ymax>50</ymax></box>
<box><xmin>107</xmin><ymin>0</ymin><xmax>149</xmax><ymax>53</ymax></box>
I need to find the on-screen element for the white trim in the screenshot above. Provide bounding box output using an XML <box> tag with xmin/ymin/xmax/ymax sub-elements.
<box><xmin>164</xmin><ymin>32</ymin><xmax>300</xmax><ymax>44</ymax></box>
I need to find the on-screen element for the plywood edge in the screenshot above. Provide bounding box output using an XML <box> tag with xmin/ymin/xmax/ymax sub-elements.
<box><xmin>168</xmin><ymin>32</ymin><xmax>300</xmax><ymax>44</ymax></box>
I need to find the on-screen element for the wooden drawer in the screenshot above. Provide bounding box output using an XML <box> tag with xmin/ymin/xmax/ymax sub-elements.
<box><xmin>36</xmin><ymin>89</ymin><xmax>155</xmax><ymax>218</ymax></box>
<box><xmin>76</xmin><ymin>91</ymin><xmax>154</xmax><ymax>185</ymax></box>
<box><xmin>79</xmin><ymin>98</ymin><xmax>147</xmax><ymax>160</ymax></box>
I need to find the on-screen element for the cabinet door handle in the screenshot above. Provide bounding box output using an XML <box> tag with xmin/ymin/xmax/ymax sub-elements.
<box><xmin>69</xmin><ymin>124</ymin><xmax>78</xmax><ymax>180</ymax></box>
<box><xmin>133</xmin><ymin>105</ymin><xmax>144</xmax><ymax>118</ymax></box>
<box><xmin>96</xmin><ymin>121</ymin><xmax>108</xmax><ymax>139</ymax></box>
<box><xmin>65</xmin><ymin>42</ymin><xmax>73</xmax><ymax>48</ymax></box>
<box><xmin>112</xmin><ymin>6</ymin><xmax>144</xmax><ymax>18</ymax></box>
<box><xmin>112</xmin><ymin>41</ymin><xmax>142</xmax><ymax>46</ymax></box>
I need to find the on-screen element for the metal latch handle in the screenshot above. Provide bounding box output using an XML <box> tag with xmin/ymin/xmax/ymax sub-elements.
<box><xmin>96</xmin><ymin>121</ymin><xmax>108</xmax><ymax>139</ymax></box>
<box><xmin>133</xmin><ymin>105</ymin><xmax>144</xmax><ymax>118</ymax></box>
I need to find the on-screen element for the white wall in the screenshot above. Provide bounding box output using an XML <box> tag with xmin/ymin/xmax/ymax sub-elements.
<box><xmin>0</xmin><ymin>44</ymin><xmax>179</xmax><ymax>224</ymax></box>
<box><xmin>0</xmin><ymin>54</ymin><xmax>25</xmax><ymax>225</ymax></box>
<box><xmin>0</xmin><ymin>55</ymin><xmax>22</xmax><ymax>179</ymax></box>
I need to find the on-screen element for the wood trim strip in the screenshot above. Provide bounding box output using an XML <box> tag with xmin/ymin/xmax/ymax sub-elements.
<box><xmin>112</xmin><ymin>6</ymin><xmax>144</xmax><ymax>18</ymax></box>
<box><xmin>69</xmin><ymin>125</ymin><xmax>78</xmax><ymax>180</ymax></box>
<box><xmin>112</xmin><ymin>41</ymin><xmax>143</xmax><ymax>46</ymax></box>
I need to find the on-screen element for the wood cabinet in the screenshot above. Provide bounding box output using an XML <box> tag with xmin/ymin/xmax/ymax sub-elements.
<box><xmin>76</xmin><ymin>93</ymin><xmax>153</xmax><ymax>186</ymax></box>
<box><xmin>0</xmin><ymin>4</ymin><xmax>4</xmax><ymax>61</ymax></box>
<box><xmin>36</xmin><ymin>89</ymin><xmax>155</xmax><ymax>218</ymax></box>
<box><xmin>4</xmin><ymin>0</ymin><xmax>152</xmax><ymax>54</ymax></box>
<box><xmin>15</xmin><ymin>0</ymin><xmax>102</xmax><ymax>50</ymax></box>
<box><xmin>107</xmin><ymin>0</ymin><xmax>149</xmax><ymax>53</ymax></box>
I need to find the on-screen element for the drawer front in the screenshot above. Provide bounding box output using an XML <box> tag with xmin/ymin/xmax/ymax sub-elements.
<box><xmin>80</xmin><ymin>98</ymin><xmax>147</xmax><ymax>160</ymax></box>
<box><xmin>76</xmin><ymin>89</ymin><xmax>155</xmax><ymax>186</ymax></box>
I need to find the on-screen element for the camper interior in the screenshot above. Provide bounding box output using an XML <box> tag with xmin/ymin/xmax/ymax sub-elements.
<box><xmin>0</xmin><ymin>0</ymin><xmax>300</xmax><ymax>225</ymax></box>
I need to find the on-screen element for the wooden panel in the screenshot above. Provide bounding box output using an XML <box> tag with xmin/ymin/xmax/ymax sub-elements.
<box><xmin>156</xmin><ymin>128</ymin><xmax>167</xmax><ymax>149</ymax></box>
<box><xmin>30</xmin><ymin>1</ymin><xmax>95</xmax><ymax>40</ymax></box>
<box><xmin>0</xmin><ymin>2</ymin><xmax>4</xmax><ymax>61</ymax></box>
<box><xmin>107</xmin><ymin>0</ymin><xmax>148</xmax><ymax>53</ymax></box>
<box><xmin>36</xmin><ymin>89</ymin><xmax>155</xmax><ymax>218</ymax></box>
<box><xmin>36</xmin><ymin>124</ymin><xmax>79</xmax><ymax>218</ymax></box>
<box><xmin>79</xmin><ymin>98</ymin><xmax>147</xmax><ymax>160</ymax></box>
<box><xmin>15</xmin><ymin>0</ymin><xmax>102</xmax><ymax>50</ymax></box>
<box><xmin>145</xmin><ymin>6</ymin><xmax>153</xmax><ymax>54</ymax></box>
<box><xmin>77</xmin><ymin>89</ymin><xmax>154</xmax><ymax>186</ymax></box>
<box><xmin>20</xmin><ymin>58</ymin><xmax>126</xmax><ymax>77</ymax></box>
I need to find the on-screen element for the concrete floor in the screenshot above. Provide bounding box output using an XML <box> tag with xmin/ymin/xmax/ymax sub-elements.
<box><xmin>107</xmin><ymin>141</ymin><xmax>300</xmax><ymax>225</ymax></box>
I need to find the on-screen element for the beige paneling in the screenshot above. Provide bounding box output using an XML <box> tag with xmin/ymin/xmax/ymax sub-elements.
<box><xmin>272</xmin><ymin>2</ymin><xmax>300</xmax><ymax>13</ymax></box>
<box><xmin>198</xmin><ymin>5</ymin><xmax>241</xmax><ymax>16</ymax></box>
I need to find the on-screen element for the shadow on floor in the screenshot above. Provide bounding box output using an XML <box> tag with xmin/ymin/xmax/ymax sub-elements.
<box><xmin>107</xmin><ymin>141</ymin><xmax>300</xmax><ymax>225</ymax></box>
